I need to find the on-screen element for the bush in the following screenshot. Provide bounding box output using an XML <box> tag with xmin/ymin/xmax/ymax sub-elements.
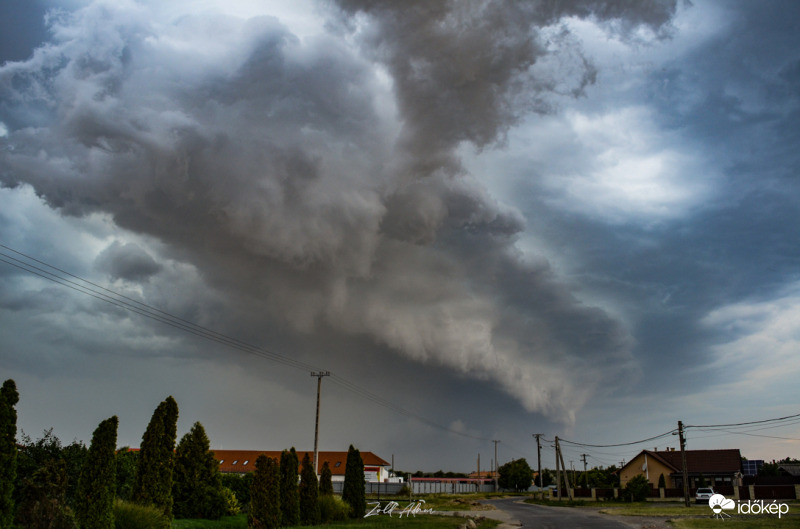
<box><xmin>221</xmin><ymin>487</ymin><xmax>240</xmax><ymax>516</ymax></box>
<box><xmin>113</xmin><ymin>500</ymin><xmax>169</xmax><ymax>529</ymax></box>
<box><xmin>624</xmin><ymin>475</ymin><xmax>651</xmax><ymax>502</ymax></box>
<box><xmin>318</xmin><ymin>495</ymin><xmax>349</xmax><ymax>523</ymax></box>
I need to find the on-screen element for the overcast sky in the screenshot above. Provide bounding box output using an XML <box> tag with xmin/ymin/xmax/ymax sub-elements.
<box><xmin>1</xmin><ymin>0</ymin><xmax>799</xmax><ymax>474</ymax></box>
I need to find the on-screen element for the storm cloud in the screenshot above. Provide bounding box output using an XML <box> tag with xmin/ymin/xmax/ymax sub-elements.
<box><xmin>3</xmin><ymin>0</ymin><xmax>799</xmax><ymax>470</ymax></box>
<box><xmin>0</xmin><ymin>0</ymin><xmax>680</xmax><ymax>423</ymax></box>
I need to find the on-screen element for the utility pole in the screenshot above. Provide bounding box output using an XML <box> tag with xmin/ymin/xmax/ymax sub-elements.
<box><xmin>555</xmin><ymin>437</ymin><xmax>573</xmax><ymax>500</ymax></box>
<box><xmin>492</xmin><ymin>440</ymin><xmax>500</xmax><ymax>492</ymax></box>
<box><xmin>581</xmin><ymin>454</ymin><xmax>588</xmax><ymax>489</ymax></box>
<box><xmin>554</xmin><ymin>437</ymin><xmax>561</xmax><ymax>501</ymax></box>
<box><xmin>533</xmin><ymin>434</ymin><xmax>543</xmax><ymax>493</ymax></box>
<box><xmin>477</xmin><ymin>454</ymin><xmax>480</xmax><ymax>492</ymax></box>
<box><xmin>678</xmin><ymin>420</ymin><xmax>690</xmax><ymax>507</ymax></box>
<box><xmin>310</xmin><ymin>371</ymin><xmax>330</xmax><ymax>474</ymax></box>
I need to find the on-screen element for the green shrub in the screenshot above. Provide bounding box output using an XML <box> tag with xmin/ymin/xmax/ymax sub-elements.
<box><xmin>318</xmin><ymin>495</ymin><xmax>349</xmax><ymax>523</ymax></box>
<box><xmin>221</xmin><ymin>487</ymin><xmax>240</xmax><ymax>516</ymax></box>
<box><xmin>623</xmin><ymin>475</ymin><xmax>651</xmax><ymax>502</ymax></box>
<box><xmin>113</xmin><ymin>500</ymin><xmax>169</xmax><ymax>529</ymax></box>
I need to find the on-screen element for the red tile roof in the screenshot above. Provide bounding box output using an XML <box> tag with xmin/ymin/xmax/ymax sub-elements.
<box><xmin>632</xmin><ymin>449</ymin><xmax>742</xmax><ymax>474</ymax></box>
<box><xmin>211</xmin><ymin>449</ymin><xmax>390</xmax><ymax>475</ymax></box>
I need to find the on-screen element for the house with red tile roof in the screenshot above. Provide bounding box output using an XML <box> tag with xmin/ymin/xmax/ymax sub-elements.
<box><xmin>619</xmin><ymin>449</ymin><xmax>742</xmax><ymax>489</ymax></box>
<box><xmin>211</xmin><ymin>449</ymin><xmax>392</xmax><ymax>482</ymax></box>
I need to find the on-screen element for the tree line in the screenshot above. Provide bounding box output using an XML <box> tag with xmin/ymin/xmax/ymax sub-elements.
<box><xmin>0</xmin><ymin>379</ymin><xmax>368</xmax><ymax>529</ymax></box>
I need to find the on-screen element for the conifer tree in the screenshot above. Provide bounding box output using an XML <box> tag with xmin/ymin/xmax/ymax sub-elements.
<box><xmin>342</xmin><ymin>445</ymin><xmax>365</xmax><ymax>518</ymax></box>
<box><xmin>0</xmin><ymin>379</ymin><xmax>19</xmax><ymax>529</ymax></box>
<box><xmin>248</xmin><ymin>455</ymin><xmax>280</xmax><ymax>529</ymax></box>
<box><xmin>279</xmin><ymin>448</ymin><xmax>300</xmax><ymax>527</ymax></box>
<box><xmin>134</xmin><ymin>396</ymin><xmax>178</xmax><ymax>520</ymax></box>
<box><xmin>298</xmin><ymin>453</ymin><xmax>319</xmax><ymax>526</ymax></box>
<box><xmin>318</xmin><ymin>461</ymin><xmax>333</xmax><ymax>496</ymax></box>
<box><xmin>172</xmin><ymin>422</ymin><xmax>225</xmax><ymax>519</ymax></box>
<box><xmin>75</xmin><ymin>416</ymin><xmax>118</xmax><ymax>529</ymax></box>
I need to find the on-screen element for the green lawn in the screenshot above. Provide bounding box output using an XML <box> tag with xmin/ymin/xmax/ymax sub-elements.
<box><xmin>172</xmin><ymin>513</ymin><xmax>500</xmax><ymax>529</ymax></box>
<box><xmin>671</xmin><ymin>517</ymin><xmax>800</xmax><ymax>529</ymax></box>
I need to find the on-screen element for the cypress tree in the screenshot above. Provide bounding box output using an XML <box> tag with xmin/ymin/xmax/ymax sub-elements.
<box><xmin>172</xmin><ymin>422</ymin><xmax>225</xmax><ymax>519</ymax></box>
<box><xmin>75</xmin><ymin>416</ymin><xmax>118</xmax><ymax>529</ymax></box>
<box><xmin>342</xmin><ymin>445</ymin><xmax>365</xmax><ymax>518</ymax></box>
<box><xmin>0</xmin><ymin>379</ymin><xmax>19</xmax><ymax>529</ymax></box>
<box><xmin>298</xmin><ymin>453</ymin><xmax>319</xmax><ymax>526</ymax></box>
<box><xmin>279</xmin><ymin>448</ymin><xmax>300</xmax><ymax>527</ymax></box>
<box><xmin>318</xmin><ymin>461</ymin><xmax>333</xmax><ymax>496</ymax></box>
<box><xmin>248</xmin><ymin>455</ymin><xmax>280</xmax><ymax>529</ymax></box>
<box><xmin>134</xmin><ymin>396</ymin><xmax>178</xmax><ymax>519</ymax></box>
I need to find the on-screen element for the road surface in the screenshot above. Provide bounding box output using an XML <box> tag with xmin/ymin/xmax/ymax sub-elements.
<box><xmin>479</xmin><ymin>498</ymin><xmax>664</xmax><ymax>529</ymax></box>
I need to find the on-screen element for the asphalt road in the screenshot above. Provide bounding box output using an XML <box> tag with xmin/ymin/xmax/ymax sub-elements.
<box><xmin>482</xmin><ymin>498</ymin><xmax>639</xmax><ymax>529</ymax></box>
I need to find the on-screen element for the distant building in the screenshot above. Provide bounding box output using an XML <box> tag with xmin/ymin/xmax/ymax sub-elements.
<box><xmin>211</xmin><ymin>449</ymin><xmax>392</xmax><ymax>482</ymax></box>
<box><xmin>619</xmin><ymin>449</ymin><xmax>742</xmax><ymax>489</ymax></box>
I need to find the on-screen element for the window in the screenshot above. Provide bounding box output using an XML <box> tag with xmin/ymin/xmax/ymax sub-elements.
<box><xmin>243</xmin><ymin>460</ymin><xmax>249</xmax><ymax>466</ymax></box>
<box><xmin>335</xmin><ymin>462</ymin><xmax>342</xmax><ymax>468</ymax></box>
<box><xmin>232</xmin><ymin>460</ymin><xmax>238</xmax><ymax>465</ymax></box>
<box><xmin>219</xmin><ymin>460</ymin><xmax>224</xmax><ymax>464</ymax></box>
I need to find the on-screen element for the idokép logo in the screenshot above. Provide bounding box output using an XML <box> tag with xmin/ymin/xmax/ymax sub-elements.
<box><xmin>708</xmin><ymin>493</ymin><xmax>790</xmax><ymax>520</ymax></box>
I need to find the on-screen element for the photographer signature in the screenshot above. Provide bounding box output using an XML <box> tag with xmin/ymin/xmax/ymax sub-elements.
<box><xmin>365</xmin><ymin>500</ymin><xmax>435</xmax><ymax>518</ymax></box>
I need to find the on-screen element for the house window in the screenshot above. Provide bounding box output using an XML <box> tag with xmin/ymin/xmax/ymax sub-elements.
<box><xmin>243</xmin><ymin>460</ymin><xmax>249</xmax><ymax>466</ymax></box>
<box><xmin>219</xmin><ymin>460</ymin><xmax>224</xmax><ymax>464</ymax></box>
<box><xmin>335</xmin><ymin>462</ymin><xmax>342</xmax><ymax>468</ymax></box>
<box><xmin>233</xmin><ymin>460</ymin><xmax>238</xmax><ymax>465</ymax></box>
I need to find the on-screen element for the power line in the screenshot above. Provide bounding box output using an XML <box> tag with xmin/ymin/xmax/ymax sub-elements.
<box><xmin>551</xmin><ymin>429</ymin><xmax>677</xmax><ymax>448</ymax></box>
<box><xmin>0</xmin><ymin>243</ymin><xmax>493</xmax><ymax>442</ymax></box>
<box><xmin>686</xmin><ymin>412</ymin><xmax>800</xmax><ymax>430</ymax></box>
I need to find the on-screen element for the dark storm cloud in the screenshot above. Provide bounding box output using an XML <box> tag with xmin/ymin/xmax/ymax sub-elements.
<box><xmin>94</xmin><ymin>241</ymin><xmax>162</xmax><ymax>281</ymax></box>
<box><xmin>0</xmin><ymin>0</ymin><xmax>679</xmax><ymax>423</ymax></box>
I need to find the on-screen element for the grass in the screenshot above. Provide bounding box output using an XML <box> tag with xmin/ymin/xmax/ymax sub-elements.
<box><xmin>172</xmin><ymin>512</ymin><xmax>500</xmax><ymax>529</ymax></box>
<box><xmin>671</xmin><ymin>517</ymin><xmax>800</xmax><ymax>529</ymax></box>
<box><xmin>382</xmin><ymin>492</ymin><xmax>518</xmax><ymax>511</ymax></box>
<box><xmin>598</xmin><ymin>505</ymin><xmax>712</xmax><ymax>517</ymax></box>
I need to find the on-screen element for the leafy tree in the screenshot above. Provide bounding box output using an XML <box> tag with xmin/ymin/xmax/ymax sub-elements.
<box><xmin>586</xmin><ymin>466</ymin><xmax>619</xmax><ymax>488</ymax></box>
<box><xmin>0</xmin><ymin>379</ymin><xmax>19</xmax><ymax>529</ymax></box>
<box><xmin>279</xmin><ymin>449</ymin><xmax>300</xmax><ymax>527</ymax></box>
<box><xmin>172</xmin><ymin>422</ymin><xmax>225</xmax><ymax>520</ymax></box>
<box><xmin>539</xmin><ymin>468</ymin><xmax>554</xmax><ymax>488</ymax></box>
<box><xmin>318</xmin><ymin>461</ymin><xmax>333</xmax><ymax>496</ymax></box>
<box><xmin>623</xmin><ymin>475</ymin><xmax>651</xmax><ymax>502</ymax></box>
<box><xmin>221</xmin><ymin>473</ymin><xmax>253</xmax><ymax>508</ymax></box>
<box><xmin>498</xmin><ymin>459</ymin><xmax>533</xmax><ymax>492</ymax></box>
<box><xmin>248</xmin><ymin>455</ymin><xmax>280</xmax><ymax>529</ymax></box>
<box><xmin>75</xmin><ymin>416</ymin><xmax>118</xmax><ymax>529</ymax></box>
<box><xmin>133</xmin><ymin>396</ymin><xmax>178</xmax><ymax>520</ymax></box>
<box><xmin>115</xmin><ymin>448</ymin><xmax>138</xmax><ymax>502</ymax></box>
<box><xmin>298</xmin><ymin>453</ymin><xmax>319</xmax><ymax>526</ymax></box>
<box><xmin>14</xmin><ymin>429</ymin><xmax>87</xmax><ymax>518</ymax></box>
<box><xmin>657</xmin><ymin>473</ymin><xmax>666</xmax><ymax>489</ymax></box>
<box><xmin>14</xmin><ymin>457</ymin><xmax>78</xmax><ymax>529</ymax></box>
<box><xmin>341</xmin><ymin>445</ymin><xmax>365</xmax><ymax>518</ymax></box>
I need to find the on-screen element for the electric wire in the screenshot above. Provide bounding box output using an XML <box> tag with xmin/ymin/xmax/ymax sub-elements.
<box><xmin>1</xmin><ymin>244</ymin><xmax>493</xmax><ymax>442</ymax></box>
<box><xmin>686</xmin><ymin>412</ymin><xmax>800</xmax><ymax>430</ymax></box>
<box><xmin>548</xmin><ymin>428</ymin><xmax>677</xmax><ymax>448</ymax></box>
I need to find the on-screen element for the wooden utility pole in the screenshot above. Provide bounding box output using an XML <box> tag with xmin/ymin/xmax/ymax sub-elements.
<box><xmin>678</xmin><ymin>421</ymin><xmax>690</xmax><ymax>507</ymax></box>
<box><xmin>533</xmin><ymin>434</ymin><xmax>543</xmax><ymax>492</ymax></box>
<box><xmin>311</xmin><ymin>371</ymin><xmax>330</xmax><ymax>474</ymax></box>
<box><xmin>581</xmin><ymin>454</ymin><xmax>588</xmax><ymax>489</ymax></box>
<box><xmin>555</xmin><ymin>436</ymin><xmax>561</xmax><ymax>501</ymax></box>
<box><xmin>492</xmin><ymin>440</ymin><xmax>500</xmax><ymax>491</ymax></box>
<box><xmin>557</xmin><ymin>440</ymin><xmax>573</xmax><ymax>500</ymax></box>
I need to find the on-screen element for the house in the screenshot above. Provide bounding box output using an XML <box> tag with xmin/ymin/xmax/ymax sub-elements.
<box><xmin>211</xmin><ymin>449</ymin><xmax>392</xmax><ymax>482</ymax></box>
<box><xmin>619</xmin><ymin>449</ymin><xmax>742</xmax><ymax>489</ymax></box>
